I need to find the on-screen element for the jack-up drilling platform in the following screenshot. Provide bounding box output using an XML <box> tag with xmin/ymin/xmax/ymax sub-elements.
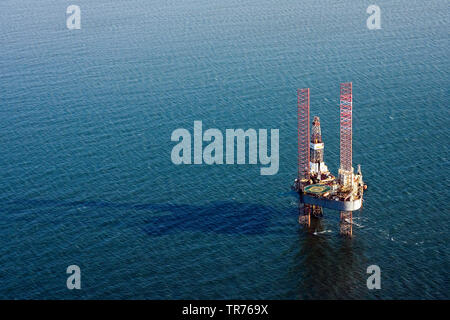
<box><xmin>292</xmin><ymin>83</ymin><xmax>367</xmax><ymax>237</ymax></box>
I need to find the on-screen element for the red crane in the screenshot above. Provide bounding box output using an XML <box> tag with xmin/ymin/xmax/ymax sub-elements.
<box><xmin>339</xmin><ymin>82</ymin><xmax>352</xmax><ymax>172</ymax></box>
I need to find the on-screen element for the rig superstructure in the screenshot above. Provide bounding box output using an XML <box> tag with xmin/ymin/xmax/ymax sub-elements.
<box><xmin>293</xmin><ymin>82</ymin><xmax>367</xmax><ymax>237</ymax></box>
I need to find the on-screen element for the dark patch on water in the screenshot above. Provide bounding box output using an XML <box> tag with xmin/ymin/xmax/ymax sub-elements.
<box><xmin>5</xmin><ymin>199</ymin><xmax>276</xmax><ymax>236</ymax></box>
<box><xmin>142</xmin><ymin>201</ymin><xmax>274</xmax><ymax>236</ymax></box>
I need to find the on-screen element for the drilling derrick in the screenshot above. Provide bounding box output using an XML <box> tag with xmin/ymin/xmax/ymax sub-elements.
<box><xmin>310</xmin><ymin>117</ymin><xmax>329</xmax><ymax>183</ymax></box>
<box><xmin>293</xmin><ymin>83</ymin><xmax>366</xmax><ymax>237</ymax></box>
<box><xmin>311</xmin><ymin>117</ymin><xmax>322</xmax><ymax>152</ymax></box>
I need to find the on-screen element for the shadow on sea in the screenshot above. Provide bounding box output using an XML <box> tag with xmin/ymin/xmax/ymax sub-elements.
<box><xmin>5</xmin><ymin>199</ymin><xmax>282</xmax><ymax>236</ymax></box>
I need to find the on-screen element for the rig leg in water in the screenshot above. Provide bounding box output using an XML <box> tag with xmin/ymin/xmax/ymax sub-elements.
<box><xmin>298</xmin><ymin>203</ymin><xmax>311</xmax><ymax>227</ymax></box>
<box><xmin>340</xmin><ymin>211</ymin><xmax>353</xmax><ymax>237</ymax></box>
<box><xmin>312</xmin><ymin>205</ymin><xmax>323</xmax><ymax>218</ymax></box>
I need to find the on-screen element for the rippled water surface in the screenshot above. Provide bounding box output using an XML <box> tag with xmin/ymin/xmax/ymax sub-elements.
<box><xmin>0</xmin><ymin>0</ymin><xmax>448</xmax><ymax>299</ymax></box>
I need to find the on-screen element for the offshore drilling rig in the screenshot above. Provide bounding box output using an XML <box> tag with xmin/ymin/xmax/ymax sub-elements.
<box><xmin>292</xmin><ymin>82</ymin><xmax>367</xmax><ymax>237</ymax></box>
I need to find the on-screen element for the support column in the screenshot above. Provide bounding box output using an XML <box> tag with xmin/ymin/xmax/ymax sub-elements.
<box><xmin>299</xmin><ymin>203</ymin><xmax>311</xmax><ymax>227</ymax></box>
<box><xmin>312</xmin><ymin>205</ymin><xmax>323</xmax><ymax>218</ymax></box>
<box><xmin>340</xmin><ymin>211</ymin><xmax>353</xmax><ymax>237</ymax></box>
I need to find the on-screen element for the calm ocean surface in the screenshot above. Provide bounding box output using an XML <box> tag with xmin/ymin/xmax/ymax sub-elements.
<box><xmin>0</xmin><ymin>0</ymin><xmax>448</xmax><ymax>299</ymax></box>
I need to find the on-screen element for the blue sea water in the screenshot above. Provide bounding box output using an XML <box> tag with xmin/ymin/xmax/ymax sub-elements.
<box><xmin>0</xmin><ymin>0</ymin><xmax>448</xmax><ymax>299</ymax></box>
